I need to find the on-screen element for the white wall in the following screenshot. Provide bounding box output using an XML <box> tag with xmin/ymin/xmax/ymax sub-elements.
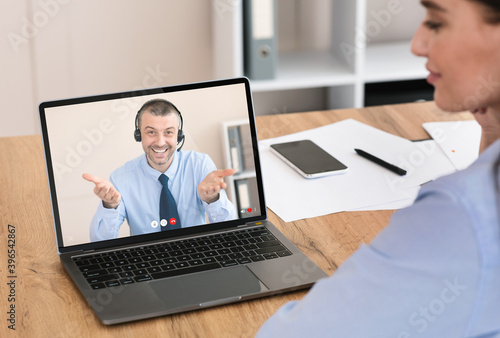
<box><xmin>365</xmin><ymin>0</ymin><xmax>424</xmax><ymax>44</ymax></box>
<box><xmin>2</xmin><ymin>0</ymin><xmax>214</xmax><ymax>137</ymax></box>
<box><xmin>1</xmin><ymin>0</ymin><xmax>36</xmax><ymax>137</ymax></box>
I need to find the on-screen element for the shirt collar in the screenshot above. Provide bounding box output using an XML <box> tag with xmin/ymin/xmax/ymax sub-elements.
<box><xmin>478</xmin><ymin>138</ymin><xmax>500</xmax><ymax>164</ymax></box>
<box><xmin>140</xmin><ymin>151</ymin><xmax>180</xmax><ymax>181</ymax></box>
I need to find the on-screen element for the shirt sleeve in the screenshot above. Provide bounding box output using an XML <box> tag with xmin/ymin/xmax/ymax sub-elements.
<box><xmin>89</xmin><ymin>202</ymin><xmax>126</xmax><ymax>242</ymax></box>
<box><xmin>88</xmin><ymin>175</ymin><xmax>127</xmax><ymax>242</ymax></box>
<box><xmin>256</xmin><ymin>181</ymin><xmax>481</xmax><ymax>337</ymax></box>
<box><xmin>203</xmin><ymin>189</ymin><xmax>238</xmax><ymax>223</ymax></box>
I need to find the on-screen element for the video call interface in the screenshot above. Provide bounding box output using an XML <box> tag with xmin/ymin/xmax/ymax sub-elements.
<box><xmin>42</xmin><ymin>82</ymin><xmax>260</xmax><ymax>247</ymax></box>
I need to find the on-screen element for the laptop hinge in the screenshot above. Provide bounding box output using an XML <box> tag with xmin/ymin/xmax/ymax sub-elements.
<box><xmin>238</xmin><ymin>221</ymin><xmax>263</xmax><ymax>228</ymax></box>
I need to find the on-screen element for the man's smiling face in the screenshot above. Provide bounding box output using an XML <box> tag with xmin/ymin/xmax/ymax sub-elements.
<box><xmin>139</xmin><ymin>110</ymin><xmax>180</xmax><ymax>172</ymax></box>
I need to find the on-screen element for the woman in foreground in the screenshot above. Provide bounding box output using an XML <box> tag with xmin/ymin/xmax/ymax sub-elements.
<box><xmin>257</xmin><ymin>0</ymin><xmax>500</xmax><ymax>336</ymax></box>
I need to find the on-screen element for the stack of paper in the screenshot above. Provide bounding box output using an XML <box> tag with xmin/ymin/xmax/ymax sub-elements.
<box><xmin>259</xmin><ymin>119</ymin><xmax>479</xmax><ymax>222</ymax></box>
<box><xmin>423</xmin><ymin>120</ymin><xmax>481</xmax><ymax>170</ymax></box>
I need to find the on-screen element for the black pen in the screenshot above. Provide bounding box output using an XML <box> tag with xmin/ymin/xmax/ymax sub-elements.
<box><xmin>354</xmin><ymin>148</ymin><xmax>407</xmax><ymax>176</ymax></box>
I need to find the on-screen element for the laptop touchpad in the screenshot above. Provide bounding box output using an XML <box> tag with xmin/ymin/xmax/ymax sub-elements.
<box><xmin>149</xmin><ymin>266</ymin><xmax>268</xmax><ymax>309</ymax></box>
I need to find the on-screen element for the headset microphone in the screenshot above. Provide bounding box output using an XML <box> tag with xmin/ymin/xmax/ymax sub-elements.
<box><xmin>133</xmin><ymin>112</ymin><xmax>142</xmax><ymax>142</ymax></box>
<box><xmin>176</xmin><ymin>129</ymin><xmax>185</xmax><ymax>151</ymax></box>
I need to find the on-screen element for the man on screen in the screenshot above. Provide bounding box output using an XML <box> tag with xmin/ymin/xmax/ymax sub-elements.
<box><xmin>83</xmin><ymin>98</ymin><xmax>237</xmax><ymax>242</ymax></box>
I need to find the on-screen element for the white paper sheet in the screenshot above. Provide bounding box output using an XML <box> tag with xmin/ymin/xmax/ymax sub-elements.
<box><xmin>422</xmin><ymin>120</ymin><xmax>481</xmax><ymax>170</ymax></box>
<box><xmin>259</xmin><ymin>119</ymin><xmax>457</xmax><ymax>222</ymax></box>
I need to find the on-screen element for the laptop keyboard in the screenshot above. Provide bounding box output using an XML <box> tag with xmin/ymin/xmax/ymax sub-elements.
<box><xmin>73</xmin><ymin>226</ymin><xmax>292</xmax><ymax>289</ymax></box>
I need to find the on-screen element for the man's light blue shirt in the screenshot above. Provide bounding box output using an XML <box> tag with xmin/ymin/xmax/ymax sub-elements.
<box><xmin>89</xmin><ymin>151</ymin><xmax>237</xmax><ymax>242</ymax></box>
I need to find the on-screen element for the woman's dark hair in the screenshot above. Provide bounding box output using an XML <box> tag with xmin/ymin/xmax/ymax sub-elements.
<box><xmin>469</xmin><ymin>0</ymin><xmax>500</xmax><ymax>24</ymax></box>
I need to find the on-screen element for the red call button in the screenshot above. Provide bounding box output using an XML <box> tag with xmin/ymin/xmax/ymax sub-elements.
<box><xmin>170</xmin><ymin>218</ymin><xmax>177</xmax><ymax>225</ymax></box>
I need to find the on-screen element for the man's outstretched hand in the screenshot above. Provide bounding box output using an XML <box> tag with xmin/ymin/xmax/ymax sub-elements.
<box><xmin>82</xmin><ymin>173</ymin><xmax>121</xmax><ymax>209</ymax></box>
<box><xmin>197</xmin><ymin>169</ymin><xmax>235</xmax><ymax>204</ymax></box>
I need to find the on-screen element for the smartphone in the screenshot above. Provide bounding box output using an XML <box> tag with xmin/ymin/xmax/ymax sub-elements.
<box><xmin>269</xmin><ymin>140</ymin><xmax>348</xmax><ymax>178</ymax></box>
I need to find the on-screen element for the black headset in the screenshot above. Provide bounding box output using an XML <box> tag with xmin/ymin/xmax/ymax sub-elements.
<box><xmin>134</xmin><ymin>99</ymin><xmax>185</xmax><ymax>151</ymax></box>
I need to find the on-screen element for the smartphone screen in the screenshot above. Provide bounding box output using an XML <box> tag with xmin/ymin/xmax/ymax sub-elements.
<box><xmin>270</xmin><ymin>140</ymin><xmax>348</xmax><ymax>178</ymax></box>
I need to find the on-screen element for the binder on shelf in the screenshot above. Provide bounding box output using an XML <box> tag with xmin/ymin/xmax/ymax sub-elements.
<box><xmin>239</xmin><ymin>123</ymin><xmax>255</xmax><ymax>171</ymax></box>
<box><xmin>228</xmin><ymin>126</ymin><xmax>244</xmax><ymax>174</ymax></box>
<box><xmin>243</xmin><ymin>0</ymin><xmax>277</xmax><ymax>80</ymax></box>
<box><xmin>235</xmin><ymin>177</ymin><xmax>260</xmax><ymax>218</ymax></box>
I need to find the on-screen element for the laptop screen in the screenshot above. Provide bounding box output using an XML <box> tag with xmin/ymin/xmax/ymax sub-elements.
<box><xmin>39</xmin><ymin>78</ymin><xmax>266</xmax><ymax>252</ymax></box>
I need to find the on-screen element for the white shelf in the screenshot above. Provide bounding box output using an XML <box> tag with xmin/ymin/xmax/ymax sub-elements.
<box><xmin>364</xmin><ymin>41</ymin><xmax>427</xmax><ymax>83</ymax></box>
<box><xmin>251</xmin><ymin>50</ymin><xmax>356</xmax><ymax>92</ymax></box>
<box><xmin>212</xmin><ymin>0</ymin><xmax>426</xmax><ymax>110</ymax></box>
<box><xmin>221</xmin><ymin>120</ymin><xmax>258</xmax><ymax>219</ymax></box>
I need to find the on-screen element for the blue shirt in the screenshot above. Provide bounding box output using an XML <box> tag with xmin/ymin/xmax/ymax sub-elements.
<box><xmin>89</xmin><ymin>151</ymin><xmax>237</xmax><ymax>242</ymax></box>
<box><xmin>257</xmin><ymin>139</ymin><xmax>500</xmax><ymax>337</ymax></box>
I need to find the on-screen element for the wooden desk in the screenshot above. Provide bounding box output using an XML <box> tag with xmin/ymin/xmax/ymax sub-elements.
<box><xmin>0</xmin><ymin>101</ymin><xmax>473</xmax><ymax>337</ymax></box>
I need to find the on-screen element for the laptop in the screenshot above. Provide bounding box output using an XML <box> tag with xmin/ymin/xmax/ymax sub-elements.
<box><xmin>39</xmin><ymin>77</ymin><xmax>327</xmax><ymax>325</ymax></box>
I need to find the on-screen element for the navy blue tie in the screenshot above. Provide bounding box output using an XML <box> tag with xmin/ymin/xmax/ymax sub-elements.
<box><xmin>158</xmin><ymin>174</ymin><xmax>181</xmax><ymax>230</ymax></box>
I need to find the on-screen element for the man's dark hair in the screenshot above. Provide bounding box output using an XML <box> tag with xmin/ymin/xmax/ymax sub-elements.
<box><xmin>137</xmin><ymin>99</ymin><xmax>181</xmax><ymax>130</ymax></box>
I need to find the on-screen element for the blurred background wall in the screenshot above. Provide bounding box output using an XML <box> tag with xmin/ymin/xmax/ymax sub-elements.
<box><xmin>2</xmin><ymin>0</ymin><xmax>214</xmax><ymax>137</ymax></box>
